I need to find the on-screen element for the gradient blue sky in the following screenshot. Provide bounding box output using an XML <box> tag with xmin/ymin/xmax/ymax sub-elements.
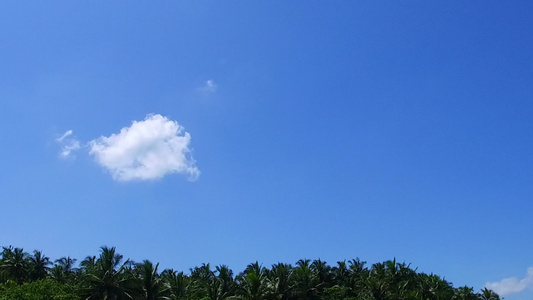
<box><xmin>1</xmin><ymin>2</ymin><xmax>532</xmax><ymax>299</ymax></box>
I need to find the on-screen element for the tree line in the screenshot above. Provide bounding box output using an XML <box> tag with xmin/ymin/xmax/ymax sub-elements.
<box><xmin>0</xmin><ymin>245</ymin><xmax>501</xmax><ymax>300</ymax></box>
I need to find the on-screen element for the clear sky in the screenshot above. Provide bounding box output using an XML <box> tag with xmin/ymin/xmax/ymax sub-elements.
<box><xmin>1</xmin><ymin>2</ymin><xmax>532</xmax><ymax>299</ymax></box>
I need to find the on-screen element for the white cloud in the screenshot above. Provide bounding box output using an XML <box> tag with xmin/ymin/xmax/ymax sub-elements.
<box><xmin>57</xmin><ymin>130</ymin><xmax>73</xmax><ymax>142</ymax></box>
<box><xmin>56</xmin><ymin>130</ymin><xmax>81</xmax><ymax>159</ymax></box>
<box><xmin>89</xmin><ymin>114</ymin><xmax>200</xmax><ymax>181</ymax></box>
<box><xmin>485</xmin><ymin>267</ymin><xmax>533</xmax><ymax>296</ymax></box>
<box><xmin>199</xmin><ymin>79</ymin><xmax>217</xmax><ymax>93</ymax></box>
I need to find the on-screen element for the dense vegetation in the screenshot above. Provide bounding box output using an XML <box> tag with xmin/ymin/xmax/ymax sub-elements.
<box><xmin>0</xmin><ymin>246</ymin><xmax>500</xmax><ymax>300</ymax></box>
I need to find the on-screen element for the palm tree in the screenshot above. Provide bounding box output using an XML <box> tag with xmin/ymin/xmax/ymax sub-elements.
<box><xmin>135</xmin><ymin>260</ymin><xmax>169</xmax><ymax>300</ymax></box>
<box><xmin>54</xmin><ymin>256</ymin><xmax>78</xmax><ymax>281</ymax></box>
<box><xmin>83</xmin><ymin>246</ymin><xmax>137</xmax><ymax>300</ymax></box>
<box><xmin>415</xmin><ymin>273</ymin><xmax>454</xmax><ymax>300</ymax></box>
<box><xmin>364</xmin><ymin>275</ymin><xmax>390</xmax><ymax>300</ymax></box>
<box><xmin>214</xmin><ymin>264</ymin><xmax>236</xmax><ymax>300</ymax></box>
<box><xmin>0</xmin><ymin>245</ymin><xmax>503</xmax><ymax>300</ymax></box>
<box><xmin>454</xmin><ymin>286</ymin><xmax>478</xmax><ymax>300</ymax></box>
<box><xmin>235</xmin><ymin>262</ymin><xmax>268</xmax><ymax>300</ymax></box>
<box><xmin>190</xmin><ymin>263</ymin><xmax>215</xmax><ymax>299</ymax></box>
<box><xmin>362</xmin><ymin>261</ymin><xmax>419</xmax><ymax>300</ymax></box>
<box><xmin>376</xmin><ymin>259</ymin><xmax>417</xmax><ymax>299</ymax></box>
<box><xmin>347</xmin><ymin>258</ymin><xmax>367</xmax><ymax>298</ymax></box>
<box><xmin>291</xmin><ymin>259</ymin><xmax>320</xmax><ymax>300</ymax></box>
<box><xmin>478</xmin><ymin>288</ymin><xmax>501</xmax><ymax>300</ymax></box>
<box><xmin>56</xmin><ymin>256</ymin><xmax>77</xmax><ymax>271</ymax></box>
<box><xmin>310</xmin><ymin>259</ymin><xmax>332</xmax><ymax>293</ymax></box>
<box><xmin>28</xmin><ymin>250</ymin><xmax>51</xmax><ymax>281</ymax></box>
<box><xmin>324</xmin><ymin>261</ymin><xmax>351</xmax><ymax>300</ymax></box>
<box><xmin>0</xmin><ymin>246</ymin><xmax>29</xmax><ymax>284</ymax></box>
<box><xmin>50</xmin><ymin>264</ymin><xmax>66</xmax><ymax>282</ymax></box>
<box><xmin>78</xmin><ymin>255</ymin><xmax>97</xmax><ymax>278</ymax></box>
<box><xmin>161</xmin><ymin>269</ymin><xmax>190</xmax><ymax>300</ymax></box>
<box><xmin>331</xmin><ymin>261</ymin><xmax>349</xmax><ymax>287</ymax></box>
<box><xmin>266</xmin><ymin>263</ymin><xmax>293</xmax><ymax>300</ymax></box>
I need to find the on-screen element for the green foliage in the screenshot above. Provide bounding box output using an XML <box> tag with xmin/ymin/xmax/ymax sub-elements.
<box><xmin>322</xmin><ymin>286</ymin><xmax>356</xmax><ymax>300</ymax></box>
<box><xmin>0</xmin><ymin>245</ymin><xmax>501</xmax><ymax>300</ymax></box>
<box><xmin>81</xmin><ymin>246</ymin><xmax>138</xmax><ymax>299</ymax></box>
<box><xmin>0</xmin><ymin>279</ymin><xmax>80</xmax><ymax>300</ymax></box>
<box><xmin>1</xmin><ymin>246</ymin><xmax>30</xmax><ymax>284</ymax></box>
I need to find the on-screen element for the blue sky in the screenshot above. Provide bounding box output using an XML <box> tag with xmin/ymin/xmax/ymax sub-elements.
<box><xmin>1</xmin><ymin>1</ymin><xmax>532</xmax><ymax>298</ymax></box>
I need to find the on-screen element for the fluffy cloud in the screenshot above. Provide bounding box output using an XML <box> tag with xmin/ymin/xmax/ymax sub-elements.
<box><xmin>200</xmin><ymin>79</ymin><xmax>217</xmax><ymax>93</ymax></box>
<box><xmin>56</xmin><ymin>130</ymin><xmax>81</xmax><ymax>159</ymax></box>
<box><xmin>485</xmin><ymin>267</ymin><xmax>533</xmax><ymax>296</ymax></box>
<box><xmin>89</xmin><ymin>114</ymin><xmax>200</xmax><ymax>181</ymax></box>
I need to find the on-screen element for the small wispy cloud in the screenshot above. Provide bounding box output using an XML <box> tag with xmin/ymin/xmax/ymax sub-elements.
<box><xmin>485</xmin><ymin>267</ymin><xmax>533</xmax><ymax>296</ymax></box>
<box><xmin>88</xmin><ymin>114</ymin><xmax>200</xmax><ymax>182</ymax></box>
<box><xmin>199</xmin><ymin>79</ymin><xmax>217</xmax><ymax>94</ymax></box>
<box><xmin>57</xmin><ymin>130</ymin><xmax>73</xmax><ymax>143</ymax></box>
<box><xmin>56</xmin><ymin>130</ymin><xmax>80</xmax><ymax>159</ymax></box>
